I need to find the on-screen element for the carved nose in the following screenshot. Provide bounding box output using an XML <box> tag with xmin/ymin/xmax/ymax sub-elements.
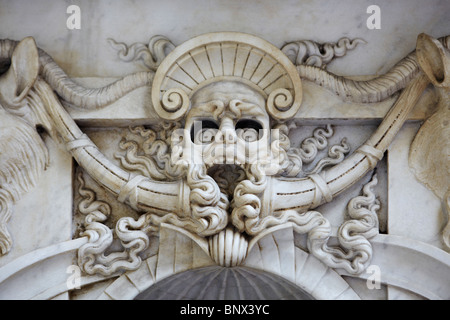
<box><xmin>221</xmin><ymin>129</ymin><xmax>237</xmax><ymax>144</ymax></box>
<box><xmin>216</xmin><ymin>118</ymin><xmax>236</xmax><ymax>144</ymax></box>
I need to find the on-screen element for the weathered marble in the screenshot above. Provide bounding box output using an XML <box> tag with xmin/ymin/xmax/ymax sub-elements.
<box><xmin>0</xmin><ymin>1</ymin><xmax>449</xmax><ymax>302</ymax></box>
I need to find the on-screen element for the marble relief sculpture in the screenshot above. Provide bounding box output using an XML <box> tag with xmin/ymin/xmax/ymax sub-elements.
<box><xmin>409</xmin><ymin>34</ymin><xmax>450</xmax><ymax>248</ymax></box>
<box><xmin>0</xmin><ymin>31</ymin><xmax>449</xmax><ymax>300</ymax></box>
<box><xmin>0</xmin><ymin>38</ymin><xmax>49</xmax><ymax>255</ymax></box>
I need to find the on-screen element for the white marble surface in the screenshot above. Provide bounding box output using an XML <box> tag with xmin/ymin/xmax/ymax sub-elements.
<box><xmin>0</xmin><ymin>0</ymin><xmax>448</xmax><ymax>77</ymax></box>
<box><xmin>388</xmin><ymin>123</ymin><xmax>444</xmax><ymax>249</ymax></box>
<box><xmin>386</xmin><ymin>123</ymin><xmax>446</xmax><ymax>299</ymax></box>
<box><xmin>0</xmin><ymin>0</ymin><xmax>449</xmax><ymax>301</ymax></box>
<box><xmin>0</xmin><ymin>135</ymin><xmax>73</xmax><ymax>268</ymax></box>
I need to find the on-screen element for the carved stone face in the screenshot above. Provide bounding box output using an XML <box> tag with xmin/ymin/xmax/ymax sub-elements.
<box><xmin>177</xmin><ymin>81</ymin><xmax>274</xmax><ymax>170</ymax></box>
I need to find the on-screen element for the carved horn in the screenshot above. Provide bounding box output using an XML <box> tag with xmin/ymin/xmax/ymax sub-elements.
<box><xmin>33</xmin><ymin>79</ymin><xmax>186</xmax><ymax>216</ymax></box>
<box><xmin>0</xmin><ymin>37</ymin><xmax>39</xmax><ymax>105</ymax></box>
<box><xmin>14</xmin><ymin>33</ymin><xmax>438</xmax><ymax>239</ymax></box>
<box><xmin>269</xmin><ymin>37</ymin><xmax>432</xmax><ymax>213</ymax></box>
<box><xmin>0</xmin><ymin>39</ymin><xmax>154</xmax><ymax>109</ymax></box>
<box><xmin>296</xmin><ymin>35</ymin><xmax>450</xmax><ymax>103</ymax></box>
<box><xmin>416</xmin><ymin>33</ymin><xmax>450</xmax><ymax>88</ymax></box>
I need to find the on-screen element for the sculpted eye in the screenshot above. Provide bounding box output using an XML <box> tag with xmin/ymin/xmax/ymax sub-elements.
<box><xmin>235</xmin><ymin>119</ymin><xmax>263</xmax><ymax>142</ymax></box>
<box><xmin>191</xmin><ymin>119</ymin><xmax>219</xmax><ymax>144</ymax></box>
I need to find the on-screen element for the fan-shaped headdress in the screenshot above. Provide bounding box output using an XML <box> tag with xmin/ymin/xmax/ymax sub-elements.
<box><xmin>151</xmin><ymin>32</ymin><xmax>302</xmax><ymax>121</ymax></box>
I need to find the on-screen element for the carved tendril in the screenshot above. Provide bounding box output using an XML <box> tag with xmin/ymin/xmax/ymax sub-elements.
<box><xmin>276</xmin><ymin>123</ymin><xmax>351</xmax><ymax>177</ymax></box>
<box><xmin>116</xmin><ymin>125</ymin><xmax>229</xmax><ymax>237</ymax></box>
<box><xmin>281</xmin><ymin>37</ymin><xmax>366</xmax><ymax>69</ymax></box>
<box><xmin>107</xmin><ymin>35</ymin><xmax>175</xmax><ymax>71</ymax></box>
<box><xmin>76</xmin><ymin>172</ymin><xmax>151</xmax><ymax>276</ymax></box>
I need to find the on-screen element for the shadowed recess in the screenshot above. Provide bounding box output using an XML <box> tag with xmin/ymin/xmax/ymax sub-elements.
<box><xmin>134</xmin><ymin>266</ymin><xmax>314</xmax><ymax>300</ymax></box>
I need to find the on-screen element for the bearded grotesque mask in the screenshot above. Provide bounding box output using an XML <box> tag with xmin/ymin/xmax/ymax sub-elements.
<box><xmin>0</xmin><ymin>25</ymin><xmax>448</xmax><ymax>301</ymax></box>
<box><xmin>2</xmin><ymin>32</ymin><xmax>429</xmax><ymax>276</ymax></box>
<box><xmin>147</xmin><ymin>33</ymin><xmax>303</xmax><ymax>266</ymax></box>
<box><xmin>175</xmin><ymin>81</ymin><xmax>273</xmax><ymax>171</ymax></box>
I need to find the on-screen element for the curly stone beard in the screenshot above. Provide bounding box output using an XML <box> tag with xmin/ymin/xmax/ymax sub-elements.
<box><xmin>138</xmin><ymin>159</ymin><xmax>230</xmax><ymax>238</ymax></box>
<box><xmin>115</xmin><ymin>124</ymin><xmax>229</xmax><ymax>237</ymax></box>
<box><xmin>183</xmin><ymin>163</ymin><xmax>229</xmax><ymax>236</ymax></box>
<box><xmin>205</xmin><ymin>161</ymin><xmax>269</xmax><ymax>237</ymax></box>
<box><xmin>230</xmin><ymin>162</ymin><xmax>268</xmax><ymax>235</ymax></box>
<box><xmin>178</xmin><ymin>160</ymin><xmax>269</xmax><ymax>238</ymax></box>
<box><xmin>117</xmin><ymin>113</ymin><xmax>289</xmax><ymax>239</ymax></box>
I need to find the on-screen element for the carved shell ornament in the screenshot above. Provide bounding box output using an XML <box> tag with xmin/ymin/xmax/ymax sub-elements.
<box><xmin>0</xmin><ymin>32</ymin><xmax>448</xmax><ymax>276</ymax></box>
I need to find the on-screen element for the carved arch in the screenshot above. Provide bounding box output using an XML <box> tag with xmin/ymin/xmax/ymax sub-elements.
<box><xmin>96</xmin><ymin>226</ymin><xmax>359</xmax><ymax>300</ymax></box>
<box><xmin>93</xmin><ymin>228</ymin><xmax>450</xmax><ymax>300</ymax></box>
